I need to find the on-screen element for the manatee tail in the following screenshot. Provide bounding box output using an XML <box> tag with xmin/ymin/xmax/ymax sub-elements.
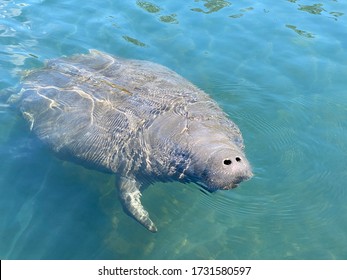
<box><xmin>118</xmin><ymin>176</ymin><xmax>158</xmax><ymax>233</ymax></box>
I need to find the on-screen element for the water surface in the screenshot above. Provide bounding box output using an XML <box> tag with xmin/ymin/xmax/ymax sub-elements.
<box><xmin>1</xmin><ymin>0</ymin><xmax>347</xmax><ymax>259</ymax></box>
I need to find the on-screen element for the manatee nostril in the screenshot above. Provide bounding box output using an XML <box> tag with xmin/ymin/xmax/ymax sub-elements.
<box><xmin>223</xmin><ymin>159</ymin><xmax>232</xmax><ymax>165</ymax></box>
<box><xmin>235</xmin><ymin>157</ymin><xmax>241</xmax><ymax>162</ymax></box>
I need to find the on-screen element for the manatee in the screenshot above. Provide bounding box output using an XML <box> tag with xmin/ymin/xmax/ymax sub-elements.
<box><xmin>10</xmin><ymin>50</ymin><xmax>253</xmax><ymax>232</ymax></box>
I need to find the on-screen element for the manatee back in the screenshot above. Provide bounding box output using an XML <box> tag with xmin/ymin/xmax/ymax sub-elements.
<box><xmin>15</xmin><ymin>50</ymin><xmax>243</xmax><ymax>173</ymax></box>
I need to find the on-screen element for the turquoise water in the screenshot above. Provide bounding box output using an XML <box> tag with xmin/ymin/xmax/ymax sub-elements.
<box><xmin>1</xmin><ymin>0</ymin><xmax>347</xmax><ymax>260</ymax></box>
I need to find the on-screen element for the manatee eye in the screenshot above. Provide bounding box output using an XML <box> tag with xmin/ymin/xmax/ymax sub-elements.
<box><xmin>223</xmin><ymin>159</ymin><xmax>232</xmax><ymax>165</ymax></box>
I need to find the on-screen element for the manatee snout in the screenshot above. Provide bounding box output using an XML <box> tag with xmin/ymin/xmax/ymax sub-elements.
<box><xmin>197</xmin><ymin>148</ymin><xmax>253</xmax><ymax>191</ymax></box>
<box><xmin>223</xmin><ymin>153</ymin><xmax>253</xmax><ymax>186</ymax></box>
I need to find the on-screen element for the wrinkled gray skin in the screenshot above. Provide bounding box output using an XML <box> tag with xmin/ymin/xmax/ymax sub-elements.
<box><xmin>11</xmin><ymin>50</ymin><xmax>253</xmax><ymax>232</ymax></box>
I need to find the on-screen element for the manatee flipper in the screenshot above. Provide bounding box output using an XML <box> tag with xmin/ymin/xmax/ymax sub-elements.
<box><xmin>118</xmin><ymin>176</ymin><xmax>157</xmax><ymax>232</ymax></box>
